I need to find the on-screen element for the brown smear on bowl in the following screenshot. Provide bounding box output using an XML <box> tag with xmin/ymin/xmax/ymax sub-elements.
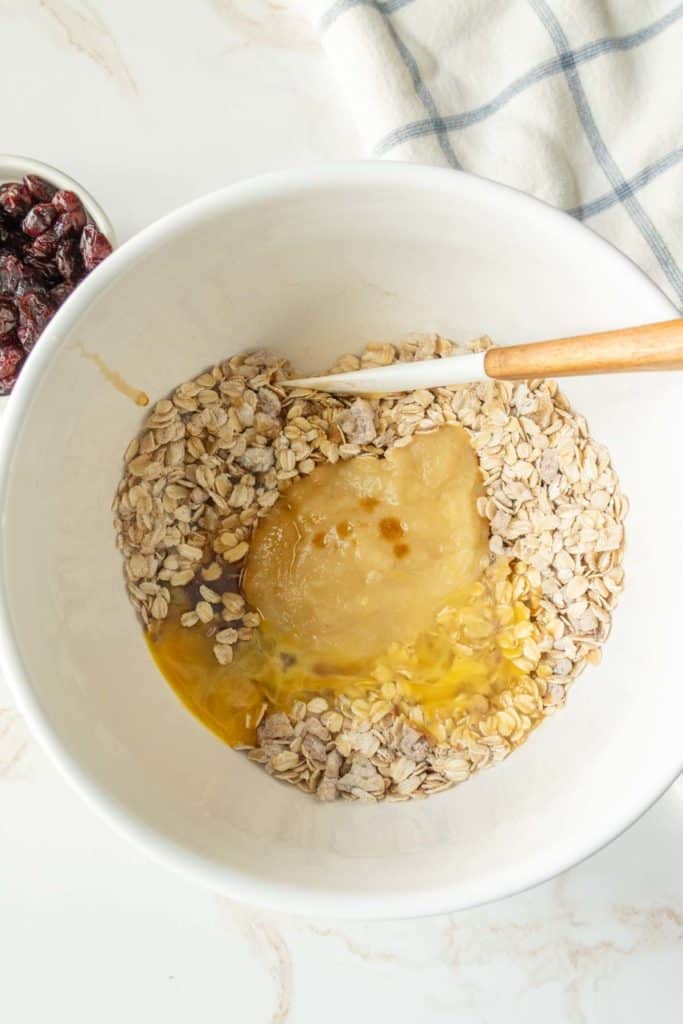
<box><xmin>72</xmin><ymin>341</ymin><xmax>149</xmax><ymax>406</ymax></box>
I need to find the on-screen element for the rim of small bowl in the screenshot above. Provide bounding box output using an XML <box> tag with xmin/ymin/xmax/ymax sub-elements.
<box><xmin>0</xmin><ymin>162</ymin><xmax>679</xmax><ymax>919</ymax></box>
<box><xmin>0</xmin><ymin>154</ymin><xmax>115</xmax><ymax>411</ymax></box>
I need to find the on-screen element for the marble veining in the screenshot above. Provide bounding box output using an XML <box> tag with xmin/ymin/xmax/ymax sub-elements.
<box><xmin>208</xmin><ymin>783</ymin><xmax>683</xmax><ymax>1022</ymax></box>
<box><xmin>0</xmin><ymin>706</ymin><xmax>31</xmax><ymax>779</ymax></box>
<box><xmin>38</xmin><ymin>0</ymin><xmax>138</xmax><ymax>94</ymax></box>
<box><xmin>222</xmin><ymin>902</ymin><xmax>293</xmax><ymax>1023</ymax></box>
<box><xmin>210</xmin><ymin>0</ymin><xmax>319</xmax><ymax>50</ymax></box>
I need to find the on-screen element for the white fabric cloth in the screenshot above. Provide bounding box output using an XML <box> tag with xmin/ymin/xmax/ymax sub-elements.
<box><xmin>304</xmin><ymin>0</ymin><xmax>683</xmax><ymax>308</ymax></box>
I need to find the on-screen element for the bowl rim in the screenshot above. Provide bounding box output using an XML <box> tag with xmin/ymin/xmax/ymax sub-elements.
<box><xmin>0</xmin><ymin>161</ymin><xmax>679</xmax><ymax>919</ymax></box>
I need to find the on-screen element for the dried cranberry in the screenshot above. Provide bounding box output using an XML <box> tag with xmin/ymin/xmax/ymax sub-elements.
<box><xmin>29</xmin><ymin>229</ymin><xmax>58</xmax><ymax>260</ymax></box>
<box><xmin>80</xmin><ymin>224</ymin><xmax>112</xmax><ymax>271</ymax></box>
<box><xmin>0</xmin><ymin>342</ymin><xmax>23</xmax><ymax>380</ymax></box>
<box><xmin>22</xmin><ymin>203</ymin><xmax>58</xmax><ymax>238</ymax></box>
<box><xmin>50</xmin><ymin>281</ymin><xmax>75</xmax><ymax>305</ymax></box>
<box><xmin>54</xmin><ymin>207</ymin><xmax>87</xmax><ymax>239</ymax></box>
<box><xmin>0</xmin><ymin>232</ymin><xmax>22</xmax><ymax>258</ymax></box>
<box><xmin>17</xmin><ymin>319</ymin><xmax>39</xmax><ymax>352</ymax></box>
<box><xmin>0</xmin><ymin>297</ymin><xmax>17</xmax><ymax>338</ymax></box>
<box><xmin>18</xmin><ymin>289</ymin><xmax>54</xmax><ymax>329</ymax></box>
<box><xmin>23</xmin><ymin>175</ymin><xmax>56</xmax><ymax>202</ymax></box>
<box><xmin>0</xmin><ymin>368</ymin><xmax>21</xmax><ymax>394</ymax></box>
<box><xmin>52</xmin><ymin>189</ymin><xmax>82</xmax><ymax>214</ymax></box>
<box><xmin>0</xmin><ymin>183</ymin><xmax>31</xmax><ymax>219</ymax></box>
<box><xmin>17</xmin><ymin>290</ymin><xmax>54</xmax><ymax>351</ymax></box>
<box><xmin>0</xmin><ymin>213</ymin><xmax>12</xmax><ymax>244</ymax></box>
<box><xmin>16</xmin><ymin>261</ymin><xmax>53</xmax><ymax>293</ymax></box>
<box><xmin>56</xmin><ymin>238</ymin><xmax>81</xmax><ymax>280</ymax></box>
<box><xmin>0</xmin><ymin>253</ymin><xmax>25</xmax><ymax>293</ymax></box>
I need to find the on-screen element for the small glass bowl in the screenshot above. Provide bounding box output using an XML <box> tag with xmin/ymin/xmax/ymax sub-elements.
<box><xmin>0</xmin><ymin>154</ymin><xmax>115</xmax><ymax>412</ymax></box>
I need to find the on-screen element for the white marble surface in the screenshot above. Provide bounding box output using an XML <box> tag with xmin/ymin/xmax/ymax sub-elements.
<box><xmin>0</xmin><ymin>2</ymin><xmax>681</xmax><ymax>1021</ymax></box>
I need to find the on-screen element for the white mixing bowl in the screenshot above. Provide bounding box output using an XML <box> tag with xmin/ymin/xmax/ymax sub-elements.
<box><xmin>0</xmin><ymin>163</ymin><xmax>680</xmax><ymax>918</ymax></box>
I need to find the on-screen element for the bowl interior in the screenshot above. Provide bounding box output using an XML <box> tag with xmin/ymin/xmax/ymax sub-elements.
<box><xmin>1</xmin><ymin>166</ymin><xmax>681</xmax><ymax>917</ymax></box>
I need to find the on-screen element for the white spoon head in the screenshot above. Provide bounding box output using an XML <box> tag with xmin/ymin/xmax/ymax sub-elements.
<box><xmin>284</xmin><ymin>351</ymin><xmax>488</xmax><ymax>394</ymax></box>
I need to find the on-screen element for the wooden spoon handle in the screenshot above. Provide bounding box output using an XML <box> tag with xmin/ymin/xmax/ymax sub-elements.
<box><xmin>484</xmin><ymin>318</ymin><xmax>683</xmax><ymax>381</ymax></box>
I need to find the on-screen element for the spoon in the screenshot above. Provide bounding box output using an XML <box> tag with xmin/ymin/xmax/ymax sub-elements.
<box><xmin>284</xmin><ymin>318</ymin><xmax>683</xmax><ymax>394</ymax></box>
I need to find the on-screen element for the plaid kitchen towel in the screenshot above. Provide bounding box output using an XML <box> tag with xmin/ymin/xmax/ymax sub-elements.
<box><xmin>304</xmin><ymin>0</ymin><xmax>683</xmax><ymax>309</ymax></box>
